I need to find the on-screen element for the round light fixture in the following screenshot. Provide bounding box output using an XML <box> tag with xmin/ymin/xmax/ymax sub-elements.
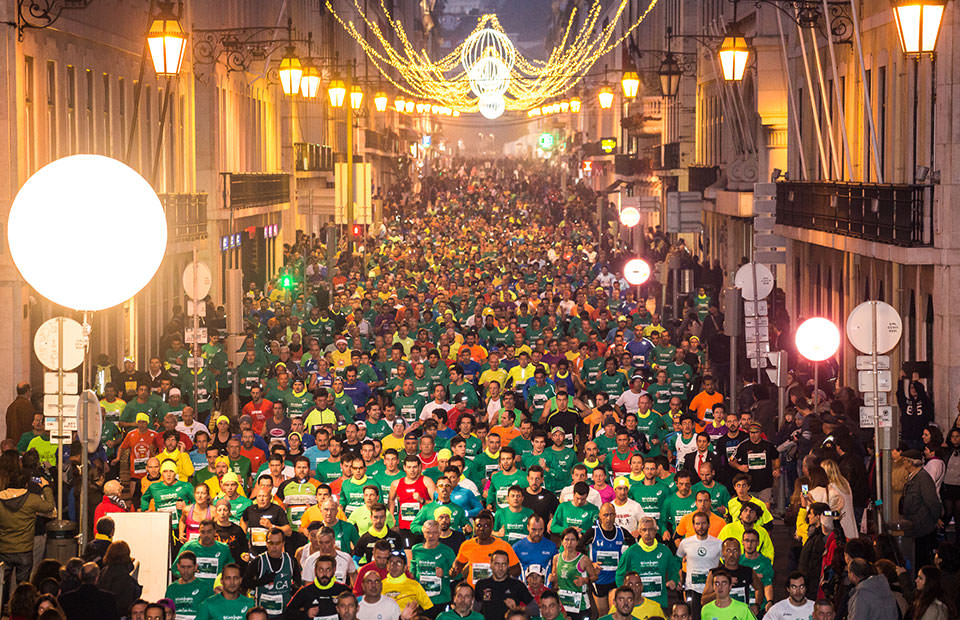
<box><xmin>795</xmin><ymin>317</ymin><xmax>841</xmax><ymax>361</ymax></box>
<box><xmin>623</xmin><ymin>258</ymin><xmax>651</xmax><ymax>286</ymax></box>
<box><xmin>619</xmin><ymin>206</ymin><xmax>641</xmax><ymax>228</ymax></box>
<box><xmin>8</xmin><ymin>155</ymin><xmax>167</xmax><ymax>310</ymax></box>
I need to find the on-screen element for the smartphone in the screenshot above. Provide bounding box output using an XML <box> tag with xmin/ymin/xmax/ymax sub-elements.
<box><xmin>824</xmin><ymin>510</ymin><xmax>838</xmax><ymax>518</ymax></box>
<box><xmin>801</xmin><ymin>484</ymin><xmax>809</xmax><ymax>494</ymax></box>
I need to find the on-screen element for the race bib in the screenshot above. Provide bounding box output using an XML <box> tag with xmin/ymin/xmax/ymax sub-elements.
<box><xmin>400</xmin><ymin>502</ymin><xmax>420</xmax><ymax>520</ymax></box>
<box><xmin>596</xmin><ymin>550</ymin><xmax>619</xmax><ymax>571</ymax></box>
<box><xmin>259</xmin><ymin>592</ymin><xmax>284</xmax><ymax>613</ymax></box>
<box><xmin>133</xmin><ymin>457</ymin><xmax>148</xmax><ymax>475</ymax></box>
<box><xmin>691</xmin><ymin>571</ymin><xmax>708</xmax><ymax>585</ymax></box>
<box><xmin>643</xmin><ymin>574</ymin><xmax>663</xmax><ymax>598</ymax></box>
<box><xmin>250</xmin><ymin>527</ymin><xmax>268</xmax><ymax>546</ymax></box>
<box><xmin>559</xmin><ymin>589</ymin><xmax>584</xmax><ymax>612</ymax></box>
<box><xmin>748</xmin><ymin>452</ymin><xmax>767</xmax><ymax>470</ymax></box>
<box><xmin>473</xmin><ymin>563</ymin><xmax>491</xmax><ymax>581</ymax></box>
<box><xmin>421</xmin><ymin>574</ymin><xmax>441</xmax><ymax>597</ymax></box>
<box><xmin>196</xmin><ymin>556</ymin><xmax>219</xmax><ymax>580</ymax></box>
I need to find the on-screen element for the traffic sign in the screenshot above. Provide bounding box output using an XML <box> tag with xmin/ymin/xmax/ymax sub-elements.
<box><xmin>749</xmin><ymin>357</ymin><xmax>769</xmax><ymax>368</ymax></box>
<box><xmin>754</xmin><ymin>250</ymin><xmax>787</xmax><ymax>264</ymax></box>
<box><xmin>187</xmin><ymin>356</ymin><xmax>205</xmax><ymax>369</ymax></box>
<box><xmin>863</xmin><ymin>391</ymin><xmax>889</xmax><ymax>407</ymax></box>
<box><xmin>846</xmin><ymin>301</ymin><xmax>903</xmax><ymax>354</ymax></box>
<box><xmin>187</xmin><ymin>299</ymin><xmax>207</xmax><ymax>317</ymax></box>
<box><xmin>78</xmin><ymin>389</ymin><xmax>100</xmax><ymax>450</ymax></box>
<box><xmin>856</xmin><ymin>355</ymin><xmax>891</xmax><ymax>370</ymax></box>
<box><xmin>182</xmin><ymin>261</ymin><xmax>212</xmax><ymax>300</ymax></box>
<box><xmin>34</xmin><ymin>317</ymin><xmax>85</xmax><ymax>371</ymax></box>
<box><xmin>735</xmin><ymin>263</ymin><xmax>774</xmax><ymax>300</ymax></box>
<box><xmin>859</xmin><ymin>406</ymin><xmax>893</xmax><ymax>429</ymax></box>
<box><xmin>745</xmin><ymin>328</ymin><xmax>770</xmax><ymax>345</ymax></box>
<box><xmin>45</xmin><ymin>416</ymin><xmax>77</xmax><ymax>432</ymax></box>
<box><xmin>184</xmin><ymin>327</ymin><xmax>208</xmax><ymax>344</ymax></box>
<box><xmin>743</xmin><ymin>300</ymin><xmax>768</xmax><ymax>317</ymax></box>
<box><xmin>857</xmin><ymin>370</ymin><xmax>892</xmax><ymax>393</ymax></box>
<box><xmin>43</xmin><ymin>393</ymin><xmax>79</xmax><ymax>417</ymax></box>
<box><xmin>44</xmin><ymin>372</ymin><xmax>78</xmax><ymax>395</ymax></box>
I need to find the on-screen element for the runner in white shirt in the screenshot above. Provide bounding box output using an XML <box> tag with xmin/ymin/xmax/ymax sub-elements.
<box><xmin>614</xmin><ymin>381</ymin><xmax>645</xmax><ymax>415</ymax></box>
<box><xmin>357</xmin><ymin>571</ymin><xmax>404</xmax><ymax>620</ymax></box>
<box><xmin>675</xmin><ymin>511</ymin><xmax>722</xmax><ymax>612</ymax></box>
<box><xmin>764</xmin><ymin>572</ymin><xmax>815</xmax><ymax>620</ymax></box>
<box><xmin>611</xmin><ymin>477</ymin><xmax>646</xmax><ymax>537</ymax></box>
<box><xmin>559</xmin><ymin>465</ymin><xmax>603</xmax><ymax>508</ymax></box>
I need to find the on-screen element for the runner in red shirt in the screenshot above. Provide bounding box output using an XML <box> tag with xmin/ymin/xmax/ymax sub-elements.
<box><xmin>389</xmin><ymin>455</ymin><xmax>436</xmax><ymax>545</ymax></box>
<box><xmin>241</xmin><ymin>386</ymin><xmax>274</xmax><ymax>435</ymax></box>
<box><xmin>118</xmin><ymin>413</ymin><xmax>162</xmax><ymax>492</ymax></box>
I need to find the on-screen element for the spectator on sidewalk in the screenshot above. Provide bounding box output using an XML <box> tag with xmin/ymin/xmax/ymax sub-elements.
<box><xmin>0</xmin><ymin>471</ymin><xmax>55</xmax><ymax>601</ymax></box>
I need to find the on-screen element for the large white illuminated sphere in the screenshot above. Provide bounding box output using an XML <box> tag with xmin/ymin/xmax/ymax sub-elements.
<box><xmin>623</xmin><ymin>258</ymin><xmax>651</xmax><ymax>286</ymax></box>
<box><xmin>619</xmin><ymin>206</ymin><xmax>641</xmax><ymax>228</ymax></box>
<box><xmin>795</xmin><ymin>317</ymin><xmax>841</xmax><ymax>361</ymax></box>
<box><xmin>8</xmin><ymin>155</ymin><xmax>167</xmax><ymax>311</ymax></box>
<box><xmin>468</xmin><ymin>55</ymin><xmax>510</xmax><ymax>96</ymax></box>
<box><xmin>478</xmin><ymin>94</ymin><xmax>506</xmax><ymax>119</ymax></box>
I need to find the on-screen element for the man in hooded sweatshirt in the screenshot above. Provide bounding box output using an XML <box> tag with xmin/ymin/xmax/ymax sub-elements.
<box><xmin>0</xmin><ymin>472</ymin><xmax>55</xmax><ymax>596</ymax></box>
<box><xmin>846</xmin><ymin>558</ymin><xmax>898</xmax><ymax>620</ymax></box>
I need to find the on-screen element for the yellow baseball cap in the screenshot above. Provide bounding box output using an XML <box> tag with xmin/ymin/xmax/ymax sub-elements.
<box><xmin>135</xmin><ymin>413</ymin><xmax>150</xmax><ymax>423</ymax></box>
<box><xmin>221</xmin><ymin>472</ymin><xmax>240</xmax><ymax>485</ymax></box>
<box><xmin>614</xmin><ymin>476</ymin><xmax>631</xmax><ymax>489</ymax></box>
<box><xmin>436</xmin><ymin>449</ymin><xmax>452</xmax><ymax>461</ymax></box>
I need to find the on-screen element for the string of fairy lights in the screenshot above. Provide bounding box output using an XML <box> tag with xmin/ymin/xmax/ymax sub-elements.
<box><xmin>324</xmin><ymin>0</ymin><xmax>659</xmax><ymax>117</ymax></box>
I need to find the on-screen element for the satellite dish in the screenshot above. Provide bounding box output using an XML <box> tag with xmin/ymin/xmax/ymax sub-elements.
<box><xmin>78</xmin><ymin>389</ymin><xmax>101</xmax><ymax>451</ymax></box>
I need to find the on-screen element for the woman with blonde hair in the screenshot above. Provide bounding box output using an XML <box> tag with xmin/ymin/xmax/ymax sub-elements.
<box><xmin>821</xmin><ymin>459</ymin><xmax>858</xmax><ymax>539</ymax></box>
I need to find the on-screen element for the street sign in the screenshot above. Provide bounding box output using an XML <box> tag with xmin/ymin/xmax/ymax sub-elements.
<box><xmin>863</xmin><ymin>391</ymin><xmax>889</xmax><ymax>407</ymax></box>
<box><xmin>34</xmin><ymin>317</ymin><xmax>85</xmax><ymax>371</ymax></box>
<box><xmin>846</xmin><ymin>301</ymin><xmax>903</xmax><ymax>354</ymax></box>
<box><xmin>45</xmin><ymin>415</ymin><xmax>77</xmax><ymax>432</ymax></box>
<box><xmin>744</xmin><ymin>316</ymin><xmax>769</xmax><ymax>329</ymax></box>
<box><xmin>181</xmin><ymin>262</ymin><xmax>212</xmax><ymax>300</ymax></box>
<box><xmin>753</xmin><ymin>216</ymin><xmax>776</xmax><ymax>232</ymax></box>
<box><xmin>743</xmin><ymin>300</ymin><xmax>768</xmax><ymax>317</ymax></box>
<box><xmin>44</xmin><ymin>372</ymin><xmax>78</xmax><ymax>395</ymax></box>
<box><xmin>666</xmin><ymin>192</ymin><xmax>703</xmax><ymax>233</ymax></box>
<box><xmin>754</xmin><ymin>233</ymin><xmax>786</xmax><ymax>248</ymax></box>
<box><xmin>44</xmin><ymin>393</ymin><xmax>79</xmax><ymax>417</ymax></box>
<box><xmin>186</xmin><ymin>299</ymin><xmax>207</xmax><ymax>317</ymax></box>
<box><xmin>859</xmin><ymin>406</ymin><xmax>893</xmax><ymax>429</ymax></box>
<box><xmin>765</xmin><ymin>351</ymin><xmax>788</xmax><ymax>386</ymax></box>
<box><xmin>187</xmin><ymin>356</ymin><xmax>205</xmax><ymax>369</ymax></box>
<box><xmin>745</xmin><ymin>328</ymin><xmax>770</xmax><ymax>344</ymax></box>
<box><xmin>856</xmin><ymin>355</ymin><xmax>891</xmax><ymax>370</ymax></box>
<box><xmin>749</xmin><ymin>357</ymin><xmax>769</xmax><ymax>368</ymax></box>
<box><xmin>184</xmin><ymin>327</ymin><xmax>208</xmax><ymax>344</ymax></box>
<box><xmin>735</xmin><ymin>263</ymin><xmax>774</xmax><ymax>300</ymax></box>
<box><xmin>857</xmin><ymin>370</ymin><xmax>892</xmax><ymax>393</ymax></box>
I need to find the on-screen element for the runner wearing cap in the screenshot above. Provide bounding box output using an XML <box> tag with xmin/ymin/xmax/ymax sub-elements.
<box><xmin>117</xmin><ymin>411</ymin><xmax>162</xmax><ymax>490</ymax></box>
<box><xmin>141</xmin><ymin>459</ymin><xmax>194</xmax><ymax>533</ymax></box>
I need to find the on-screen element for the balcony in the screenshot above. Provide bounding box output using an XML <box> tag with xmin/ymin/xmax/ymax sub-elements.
<box><xmin>221</xmin><ymin>173</ymin><xmax>290</xmax><ymax>209</ymax></box>
<box><xmin>662</xmin><ymin>142</ymin><xmax>680</xmax><ymax>170</ymax></box>
<box><xmin>160</xmin><ymin>193</ymin><xmax>208</xmax><ymax>242</ymax></box>
<box><xmin>295</xmin><ymin>143</ymin><xmax>334</xmax><ymax>172</ymax></box>
<box><xmin>364</xmin><ymin>129</ymin><xmax>399</xmax><ymax>155</ymax></box>
<box><xmin>776</xmin><ymin>181</ymin><xmax>931</xmax><ymax>247</ymax></box>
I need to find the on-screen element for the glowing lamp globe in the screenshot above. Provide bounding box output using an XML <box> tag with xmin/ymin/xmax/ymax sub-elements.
<box><xmin>8</xmin><ymin>155</ymin><xmax>167</xmax><ymax>311</ymax></box>
<box><xmin>623</xmin><ymin>258</ymin><xmax>651</xmax><ymax>286</ymax></box>
<box><xmin>619</xmin><ymin>206</ymin><xmax>641</xmax><ymax>228</ymax></box>
<box><xmin>795</xmin><ymin>317</ymin><xmax>841</xmax><ymax>361</ymax></box>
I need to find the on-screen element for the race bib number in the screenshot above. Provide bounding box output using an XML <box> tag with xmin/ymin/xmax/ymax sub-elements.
<box><xmin>596</xmin><ymin>550</ymin><xmax>620</xmax><ymax>571</ymax></box>
<box><xmin>643</xmin><ymin>574</ymin><xmax>663</xmax><ymax>598</ymax></box>
<box><xmin>473</xmin><ymin>563</ymin><xmax>491</xmax><ymax>581</ymax></box>
<box><xmin>559</xmin><ymin>589</ymin><xmax>584</xmax><ymax>612</ymax></box>
<box><xmin>748</xmin><ymin>452</ymin><xmax>767</xmax><ymax>470</ymax></box>
<box><xmin>133</xmin><ymin>457</ymin><xmax>148</xmax><ymax>475</ymax></box>
<box><xmin>196</xmin><ymin>556</ymin><xmax>219</xmax><ymax>580</ymax></box>
<box><xmin>400</xmin><ymin>502</ymin><xmax>420</xmax><ymax>520</ymax></box>
<box><xmin>250</xmin><ymin>527</ymin><xmax>268</xmax><ymax>546</ymax></box>
<box><xmin>421</xmin><ymin>574</ymin><xmax>441</xmax><ymax>597</ymax></box>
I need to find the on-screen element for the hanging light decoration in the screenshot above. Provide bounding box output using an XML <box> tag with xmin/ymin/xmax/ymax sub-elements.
<box><xmin>598</xmin><ymin>83</ymin><xmax>614</xmax><ymax>109</ymax></box>
<box><xmin>324</xmin><ymin>0</ymin><xmax>660</xmax><ymax>112</ymax></box>
<box><xmin>394</xmin><ymin>96</ymin><xmax>406</xmax><ymax>112</ymax></box>
<box><xmin>621</xmin><ymin>70</ymin><xmax>640</xmax><ymax>99</ymax></box>
<box><xmin>478</xmin><ymin>94</ymin><xmax>505</xmax><ymax>119</ymax></box>
<box><xmin>299</xmin><ymin>60</ymin><xmax>321</xmax><ymax>98</ymax></box>
<box><xmin>146</xmin><ymin>2</ymin><xmax>187</xmax><ymax>77</ymax></box>
<box><xmin>374</xmin><ymin>91</ymin><xmax>389</xmax><ymax>111</ymax></box>
<box><xmin>569</xmin><ymin>97</ymin><xmax>582</xmax><ymax>113</ymax></box>
<box><xmin>350</xmin><ymin>85</ymin><xmax>363</xmax><ymax>110</ymax></box>
<box><xmin>328</xmin><ymin>78</ymin><xmax>346</xmax><ymax>107</ymax></box>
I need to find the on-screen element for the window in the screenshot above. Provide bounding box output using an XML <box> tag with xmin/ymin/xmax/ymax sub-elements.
<box><xmin>46</xmin><ymin>61</ymin><xmax>57</xmax><ymax>159</ymax></box>
<box><xmin>66</xmin><ymin>65</ymin><xmax>77</xmax><ymax>153</ymax></box>
<box><xmin>85</xmin><ymin>69</ymin><xmax>93</xmax><ymax>152</ymax></box>
<box><xmin>864</xmin><ymin>69</ymin><xmax>871</xmax><ymax>180</ymax></box>
<box><xmin>878</xmin><ymin>66</ymin><xmax>887</xmax><ymax>180</ymax></box>
<box><xmin>24</xmin><ymin>56</ymin><xmax>35</xmax><ymax>173</ymax></box>
<box><xmin>102</xmin><ymin>73</ymin><xmax>110</xmax><ymax>155</ymax></box>
<box><xmin>118</xmin><ymin>77</ymin><xmax>125</xmax><ymax>157</ymax></box>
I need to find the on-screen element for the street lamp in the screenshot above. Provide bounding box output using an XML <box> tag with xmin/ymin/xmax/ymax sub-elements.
<box><xmin>395</xmin><ymin>96</ymin><xmax>406</xmax><ymax>112</ymax></box>
<box><xmin>621</xmin><ymin>71</ymin><xmax>640</xmax><ymax>99</ymax></box>
<box><xmin>374</xmin><ymin>91</ymin><xmax>389</xmax><ymax>112</ymax></box>
<box><xmin>350</xmin><ymin>85</ymin><xmax>363</xmax><ymax>110</ymax></box>
<box><xmin>658</xmin><ymin>53</ymin><xmax>682</xmax><ymax>97</ymax></box>
<box><xmin>404</xmin><ymin>100</ymin><xmax>415</xmax><ymax>113</ymax></box>
<box><xmin>277</xmin><ymin>46</ymin><xmax>303</xmax><ymax>96</ymax></box>
<box><xmin>718</xmin><ymin>34</ymin><xmax>750</xmax><ymax>81</ymax></box>
<box><xmin>146</xmin><ymin>2</ymin><xmax>187</xmax><ymax>77</ymax></box>
<box><xmin>619</xmin><ymin>206</ymin><xmax>641</xmax><ymax>228</ymax></box>
<box><xmin>892</xmin><ymin>0</ymin><xmax>946</xmax><ymax>55</ymax></box>
<box><xmin>598</xmin><ymin>83</ymin><xmax>615</xmax><ymax>109</ymax></box>
<box><xmin>299</xmin><ymin>60</ymin><xmax>321</xmax><ymax>98</ymax></box>
<box><xmin>570</xmin><ymin>97</ymin><xmax>582</xmax><ymax>113</ymax></box>
<box><xmin>795</xmin><ymin>317</ymin><xmax>841</xmax><ymax>411</ymax></box>
<box><xmin>328</xmin><ymin>78</ymin><xmax>346</xmax><ymax>107</ymax></box>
